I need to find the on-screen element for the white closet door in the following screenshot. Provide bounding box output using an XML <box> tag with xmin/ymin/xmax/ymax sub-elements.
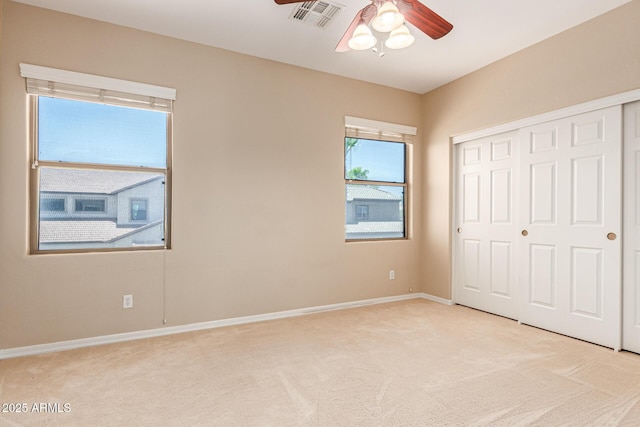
<box><xmin>454</xmin><ymin>131</ymin><xmax>519</xmax><ymax>320</ymax></box>
<box><xmin>518</xmin><ymin>106</ymin><xmax>622</xmax><ymax>349</ymax></box>
<box><xmin>623</xmin><ymin>100</ymin><xmax>640</xmax><ymax>353</ymax></box>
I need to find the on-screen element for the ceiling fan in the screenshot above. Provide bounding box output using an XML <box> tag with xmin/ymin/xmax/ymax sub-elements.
<box><xmin>274</xmin><ymin>0</ymin><xmax>453</xmax><ymax>52</ymax></box>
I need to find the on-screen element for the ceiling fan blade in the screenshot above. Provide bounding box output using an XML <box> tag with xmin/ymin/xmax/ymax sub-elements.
<box><xmin>273</xmin><ymin>0</ymin><xmax>308</xmax><ymax>4</ymax></box>
<box><xmin>335</xmin><ymin>4</ymin><xmax>377</xmax><ymax>53</ymax></box>
<box><xmin>397</xmin><ymin>0</ymin><xmax>453</xmax><ymax>40</ymax></box>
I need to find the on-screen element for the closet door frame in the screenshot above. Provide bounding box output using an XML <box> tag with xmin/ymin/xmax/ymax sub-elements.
<box><xmin>623</xmin><ymin>100</ymin><xmax>640</xmax><ymax>353</ymax></box>
<box><xmin>451</xmin><ymin>88</ymin><xmax>640</xmax><ymax>351</ymax></box>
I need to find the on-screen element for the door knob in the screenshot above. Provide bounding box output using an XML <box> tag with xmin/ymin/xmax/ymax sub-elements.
<box><xmin>457</xmin><ymin>227</ymin><xmax>462</xmax><ymax>234</ymax></box>
<box><xmin>521</xmin><ymin>230</ymin><xmax>528</xmax><ymax>237</ymax></box>
<box><xmin>607</xmin><ymin>232</ymin><xmax>617</xmax><ymax>241</ymax></box>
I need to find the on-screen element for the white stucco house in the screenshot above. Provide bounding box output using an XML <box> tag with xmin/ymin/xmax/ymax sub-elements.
<box><xmin>38</xmin><ymin>168</ymin><xmax>165</xmax><ymax>250</ymax></box>
<box><xmin>345</xmin><ymin>184</ymin><xmax>404</xmax><ymax>239</ymax></box>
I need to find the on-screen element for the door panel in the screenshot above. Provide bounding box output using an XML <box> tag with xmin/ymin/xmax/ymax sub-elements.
<box><xmin>530</xmin><ymin>162</ymin><xmax>557</xmax><ymax>224</ymax></box>
<box><xmin>519</xmin><ymin>106</ymin><xmax>622</xmax><ymax>350</ymax></box>
<box><xmin>462</xmin><ymin>239</ymin><xmax>481</xmax><ymax>291</ymax></box>
<box><xmin>490</xmin><ymin>241</ymin><xmax>511</xmax><ymax>298</ymax></box>
<box><xmin>491</xmin><ymin>169</ymin><xmax>511</xmax><ymax>223</ymax></box>
<box><xmin>531</xmin><ymin>128</ymin><xmax>557</xmax><ymax>153</ymax></box>
<box><xmin>529</xmin><ymin>244</ymin><xmax>556</xmax><ymax>308</ymax></box>
<box><xmin>454</xmin><ymin>131</ymin><xmax>519</xmax><ymax>319</ymax></box>
<box><xmin>570</xmin><ymin>247</ymin><xmax>602</xmax><ymax>319</ymax></box>
<box><xmin>464</xmin><ymin>145</ymin><xmax>481</xmax><ymax>165</ymax></box>
<box><xmin>571</xmin><ymin>116</ymin><xmax>604</xmax><ymax>146</ymax></box>
<box><xmin>492</xmin><ymin>139</ymin><xmax>512</xmax><ymax>161</ymax></box>
<box><xmin>463</xmin><ymin>173</ymin><xmax>481</xmax><ymax>223</ymax></box>
<box><xmin>571</xmin><ymin>156</ymin><xmax>602</xmax><ymax>225</ymax></box>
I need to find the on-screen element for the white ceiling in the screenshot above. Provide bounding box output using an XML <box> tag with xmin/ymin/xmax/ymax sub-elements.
<box><xmin>13</xmin><ymin>0</ymin><xmax>632</xmax><ymax>94</ymax></box>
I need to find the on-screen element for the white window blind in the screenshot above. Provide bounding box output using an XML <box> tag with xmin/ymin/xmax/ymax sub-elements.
<box><xmin>345</xmin><ymin>116</ymin><xmax>417</xmax><ymax>143</ymax></box>
<box><xmin>20</xmin><ymin>64</ymin><xmax>175</xmax><ymax>112</ymax></box>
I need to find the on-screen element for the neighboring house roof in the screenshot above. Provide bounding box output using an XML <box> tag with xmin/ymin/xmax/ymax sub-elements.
<box><xmin>40</xmin><ymin>220</ymin><xmax>163</xmax><ymax>243</ymax></box>
<box><xmin>346</xmin><ymin>185</ymin><xmax>401</xmax><ymax>201</ymax></box>
<box><xmin>40</xmin><ymin>168</ymin><xmax>163</xmax><ymax>194</ymax></box>
<box><xmin>345</xmin><ymin>221</ymin><xmax>404</xmax><ymax>234</ymax></box>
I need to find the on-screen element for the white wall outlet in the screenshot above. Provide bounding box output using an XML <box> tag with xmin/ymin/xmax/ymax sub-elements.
<box><xmin>389</xmin><ymin>270</ymin><xmax>395</xmax><ymax>280</ymax></box>
<box><xmin>123</xmin><ymin>294</ymin><xmax>133</xmax><ymax>309</ymax></box>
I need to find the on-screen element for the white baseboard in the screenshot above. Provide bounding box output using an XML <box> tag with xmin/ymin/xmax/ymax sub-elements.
<box><xmin>420</xmin><ymin>292</ymin><xmax>455</xmax><ymax>306</ymax></box>
<box><xmin>0</xmin><ymin>292</ymin><xmax>453</xmax><ymax>359</ymax></box>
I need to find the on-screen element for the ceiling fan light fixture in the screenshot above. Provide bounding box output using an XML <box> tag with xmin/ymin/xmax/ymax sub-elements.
<box><xmin>348</xmin><ymin>21</ymin><xmax>377</xmax><ymax>50</ymax></box>
<box><xmin>371</xmin><ymin>1</ymin><xmax>405</xmax><ymax>33</ymax></box>
<box><xmin>385</xmin><ymin>24</ymin><xmax>415</xmax><ymax>49</ymax></box>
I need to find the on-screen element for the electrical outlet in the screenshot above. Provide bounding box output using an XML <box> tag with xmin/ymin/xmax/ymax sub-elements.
<box><xmin>389</xmin><ymin>270</ymin><xmax>395</xmax><ymax>280</ymax></box>
<box><xmin>123</xmin><ymin>294</ymin><xmax>133</xmax><ymax>309</ymax></box>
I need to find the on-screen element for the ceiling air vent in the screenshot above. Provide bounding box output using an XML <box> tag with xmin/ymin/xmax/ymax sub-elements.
<box><xmin>289</xmin><ymin>1</ymin><xmax>344</xmax><ymax>29</ymax></box>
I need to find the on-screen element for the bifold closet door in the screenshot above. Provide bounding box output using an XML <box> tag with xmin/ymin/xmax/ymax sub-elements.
<box><xmin>518</xmin><ymin>106</ymin><xmax>622</xmax><ymax>350</ymax></box>
<box><xmin>454</xmin><ymin>131</ymin><xmax>519</xmax><ymax>320</ymax></box>
<box><xmin>623</xmin><ymin>100</ymin><xmax>640</xmax><ymax>353</ymax></box>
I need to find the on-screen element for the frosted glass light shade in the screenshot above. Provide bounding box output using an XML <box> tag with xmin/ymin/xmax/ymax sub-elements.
<box><xmin>372</xmin><ymin>2</ymin><xmax>405</xmax><ymax>33</ymax></box>
<box><xmin>348</xmin><ymin>23</ymin><xmax>377</xmax><ymax>50</ymax></box>
<box><xmin>385</xmin><ymin>24</ymin><xmax>415</xmax><ymax>49</ymax></box>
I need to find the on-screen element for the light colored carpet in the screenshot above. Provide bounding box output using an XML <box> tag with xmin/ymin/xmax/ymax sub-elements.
<box><xmin>2</xmin><ymin>299</ymin><xmax>640</xmax><ymax>426</ymax></box>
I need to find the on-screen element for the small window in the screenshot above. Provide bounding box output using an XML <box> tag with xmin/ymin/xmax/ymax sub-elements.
<box><xmin>344</xmin><ymin>116</ymin><xmax>414</xmax><ymax>241</ymax></box>
<box><xmin>41</xmin><ymin>198</ymin><xmax>65</xmax><ymax>212</ymax></box>
<box><xmin>345</xmin><ymin>139</ymin><xmax>406</xmax><ymax>240</ymax></box>
<box><xmin>355</xmin><ymin>205</ymin><xmax>369</xmax><ymax>221</ymax></box>
<box><xmin>131</xmin><ymin>199</ymin><xmax>148</xmax><ymax>221</ymax></box>
<box><xmin>75</xmin><ymin>198</ymin><xmax>106</xmax><ymax>212</ymax></box>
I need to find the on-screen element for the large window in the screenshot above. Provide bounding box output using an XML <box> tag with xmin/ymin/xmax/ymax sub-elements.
<box><xmin>344</xmin><ymin>117</ymin><xmax>414</xmax><ymax>241</ymax></box>
<box><xmin>22</xmin><ymin>64</ymin><xmax>175</xmax><ymax>253</ymax></box>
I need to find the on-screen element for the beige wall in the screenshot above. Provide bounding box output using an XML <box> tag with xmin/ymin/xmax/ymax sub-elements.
<box><xmin>420</xmin><ymin>0</ymin><xmax>640</xmax><ymax>299</ymax></box>
<box><xmin>0</xmin><ymin>1</ymin><xmax>422</xmax><ymax>349</ymax></box>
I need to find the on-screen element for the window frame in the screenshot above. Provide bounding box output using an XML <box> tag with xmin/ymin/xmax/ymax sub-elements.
<box><xmin>345</xmin><ymin>139</ymin><xmax>409</xmax><ymax>242</ymax></box>
<box><xmin>28</xmin><ymin>95</ymin><xmax>173</xmax><ymax>255</ymax></box>
<box><xmin>344</xmin><ymin>116</ymin><xmax>414</xmax><ymax>243</ymax></box>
